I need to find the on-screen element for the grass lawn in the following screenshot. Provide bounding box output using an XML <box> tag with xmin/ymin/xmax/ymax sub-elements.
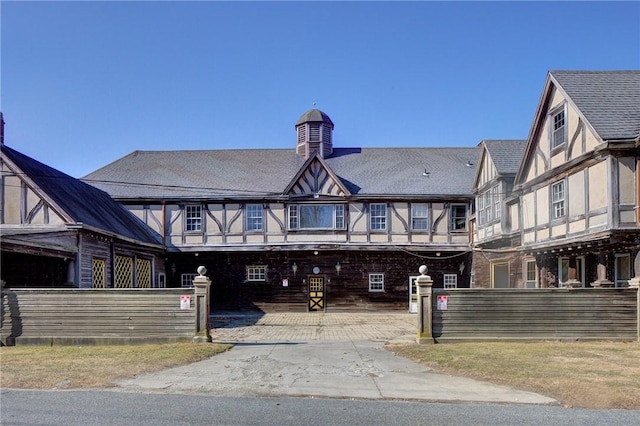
<box><xmin>1</xmin><ymin>341</ymin><xmax>638</xmax><ymax>410</ymax></box>
<box><xmin>386</xmin><ymin>340</ymin><xmax>640</xmax><ymax>410</ymax></box>
<box><xmin>0</xmin><ymin>343</ymin><xmax>231</xmax><ymax>389</ymax></box>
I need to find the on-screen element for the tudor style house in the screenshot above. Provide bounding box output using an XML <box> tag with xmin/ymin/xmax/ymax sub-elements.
<box><xmin>84</xmin><ymin>109</ymin><xmax>479</xmax><ymax>311</ymax></box>
<box><xmin>0</xmin><ymin>140</ymin><xmax>165</xmax><ymax>289</ymax></box>
<box><xmin>472</xmin><ymin>70</ymin><xmax>640</xmax><ymax>289</ymax></box>
<box><xmin>472</xmin><ymin>139</ymin><xmax>526</xmax><ymax>287</ymax></box>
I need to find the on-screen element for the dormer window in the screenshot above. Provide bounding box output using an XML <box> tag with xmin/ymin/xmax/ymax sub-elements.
<box><xmin>552</xmin><ymin>108</ymin><xmax>566</xmax><ymax>149</ymax></box>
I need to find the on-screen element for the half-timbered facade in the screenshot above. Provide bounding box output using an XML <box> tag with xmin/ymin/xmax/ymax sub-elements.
<box><xmin>0</xmin><ymin>143</ymin><xmax>165</xmax><ymax>289</ymax></box>
<box><xmin>84</xmin><ymin>109</ymin><xmax>479</xmax><ymax>311</ymax></box>
<box><xmin>472</xmin><ymin>70</ymin><xmax>640</xmax><ymax>289</ymax></box>
<box><xmin>471</xmin><ymin>139</ymin><xmax>526</xmax><ymax>287</ymax></box>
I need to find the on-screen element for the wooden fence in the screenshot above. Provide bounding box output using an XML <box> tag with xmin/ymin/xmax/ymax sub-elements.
<box><xmin>1</xmin><ymin>288</ymin><xmax>198</xmax><ymax>345</ymax></box>
<box><xmin>429</xmin><ymin>288</ymin><xmax>639</xmax><ymax>342</ymax></box>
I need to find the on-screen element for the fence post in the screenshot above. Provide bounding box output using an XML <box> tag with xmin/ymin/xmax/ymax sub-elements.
<box><xmin>416</xmin><ymin>265</ymin><xmax>434</xmax><ymax>344</ymax></box>
<box><xmin>192</xmin><ymin>266</ymin><xmax>212</xmax><ymax>343</ymax></box>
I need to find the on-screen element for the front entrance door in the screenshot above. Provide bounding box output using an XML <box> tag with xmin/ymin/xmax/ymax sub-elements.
<box><xmin>308</xmin><ymin>276</ymin><xmax>324</xmax><ymax>311</ymax></box>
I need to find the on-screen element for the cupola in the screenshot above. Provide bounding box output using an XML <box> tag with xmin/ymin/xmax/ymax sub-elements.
<box><xmin>295</xmin><ymin>108</ymin><xmax>334</xmax><ymax>159</ymax></box>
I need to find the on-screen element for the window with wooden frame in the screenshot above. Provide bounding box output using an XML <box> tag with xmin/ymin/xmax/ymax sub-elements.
<box><xmin>181</xmin><ymin>273</ymin><xmax>197</xmax><ymax>288</ymax></box>
<box><xmin>369</xmin><ymin>273</ymin><xmax>384</xmax><ymax>292</ymax></box>
<box><xmin>288</xmin><ymin>204</ymin><xmax>346</xmax><ymax>230</ymax></box>
<box><xmin>370</xmin><ymin>203</ymin><xmax>387</xmax><ymax>231</ymax></box>
<box><xmin>185</xmin><ymin>204</ymin><xmax>202</xmax><ymax>232</ymax></box>
<box><xmin>450</xmin><ymin>204</ymin><xmax>467</xmax><ymax>231</ymax></box>
<box><xmin>524</xmin><ymin>259</ymin><xmax>537</xmax><ymax>288</ymax></box>
<box><xmin>551</xmin><ymin>107</ymin><xmax>566</xmax><ymax>149</ymax></box>
<box><xmin>246</xmin><ymin>265</ymin><xmax>267</xmax><ymax>282</ymax></box>
<box><xmin>245</xmin><ymin>204</ymin><xmax>263</xmax><ymax>231</ymax></box>
<box><xmin>156</xmin><ymin>273</ymin><xmax>166</xmax><ymax>288</ymax></box>
<box><xmin>411</xmin><ymin>203</ymin><xmax>429</xmax><ymax>231</ymax></box>
<box><xmin>492</xmin><ymin>186</ymin><xmax>501</xmax><ymax>221</ymax></box>
<box><xmin>551</xmin><ymin>179</ymin><xmax>566</xmax><ymax>219</ymax></box>
<box><xmin>443</xmin><ymin>274</ymin><xmax>458</xmax><ymax>289</ymax></box>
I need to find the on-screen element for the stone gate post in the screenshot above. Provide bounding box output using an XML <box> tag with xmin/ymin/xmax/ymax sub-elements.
<box><xmin>416</xmin><ymin>265</ymin><xmax>434</xmax><ymax>344</ymax></box>
<box><xmin>192</xmin><ymin>266</ymin><xmax>212</xmax><ymax>343</ymax></box>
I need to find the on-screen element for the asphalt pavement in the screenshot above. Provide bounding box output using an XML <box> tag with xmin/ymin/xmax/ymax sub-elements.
<box><xmin>115</xmin><ymin>312</ymin><xmax>557</xmax><ymax>405</ymax></box>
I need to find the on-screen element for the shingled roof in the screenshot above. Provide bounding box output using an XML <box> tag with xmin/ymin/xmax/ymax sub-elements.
<box><xmin>550</xmin><ymin>70</ymin><xmax>640</xmax><ymax>141</ymax></box>
<box><xmin>83</xmin><ymin>147</ymin><xmax>480</xmax><ymax>200</ymax></box>
<box><xmin>1</xmin><ymin>144</ymin><xmax>162</xmax><ymax>246</ymax></box>
<box><xmin>482</xmin><ymin>140</ymin><xmax>526</xmax><ymax>175</ymax></box>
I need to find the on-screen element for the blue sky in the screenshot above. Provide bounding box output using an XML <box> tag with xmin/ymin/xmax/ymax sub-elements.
<box><xmin>2</xmin><ymin>1</ymin><xmax>639</xmax><ymax>178</ymax></box>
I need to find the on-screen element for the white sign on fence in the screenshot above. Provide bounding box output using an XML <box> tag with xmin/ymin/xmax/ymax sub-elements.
<box><xmin>180</xmin><ymin>295</ymin><xmax>191</xmax><ymax>310</ymax></box>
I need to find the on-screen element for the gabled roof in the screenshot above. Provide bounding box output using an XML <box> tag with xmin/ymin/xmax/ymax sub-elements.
<box><xmin>482</xmin><ymin>140</ymin><xmax>527</xmax><ymax>175</ymax></box>
<box><xmin>473</xmin><ymin>140</ymin><xmax>526</xmax><ymax>190</ymax></box>
<box><xmin>83</xmin><ymin>147</ymin><xmax>480</xmax><ymax>200</ymax></box>
<box><xmin>1</xmin><ymin>144</ymin><xmax>162</xmax><ymax>246</ymax></box>
<box><xmin>549</xmin><ymin>70</ymin><xmax>640</xmax><ymax>141</ymax></box>
<box><xmin>516</xmin><ymin>70</ymin><xmax>640</xmax><ymax>186</ymax></box>
<box><xmin>283</xmin><ymin>153</ymin><xmax>351</xmax><ymax>197</ymax></box>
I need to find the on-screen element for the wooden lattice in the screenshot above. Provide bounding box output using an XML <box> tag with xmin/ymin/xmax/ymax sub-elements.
<box><xmin>115</xmin><ymin>255</ymin><xmax>133</xmax><ymax>288</ymax></box>
<box><xmin>92</xmin><ymin>258</ymin><xmax>106</xmax><ymax>288</ymax></box>
<box><xmin>136</xmin><ymin>258</ymin><xmax>151</xmax><ymax>288</ymax></box>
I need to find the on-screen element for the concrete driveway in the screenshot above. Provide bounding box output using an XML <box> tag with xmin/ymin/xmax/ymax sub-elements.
<box><xmin>115</xmin><ymin>312</ymin><xmax>557</xmax><ymax>405</ymax></box>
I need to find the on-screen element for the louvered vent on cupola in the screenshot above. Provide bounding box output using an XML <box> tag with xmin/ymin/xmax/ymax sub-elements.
<box><xmin>295</xmin><ymin>108</ymin><xmax>334</xmax><ymax>159</ymax></box>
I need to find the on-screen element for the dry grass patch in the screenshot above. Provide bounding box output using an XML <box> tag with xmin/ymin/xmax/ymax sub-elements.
<box><xmin>387</xmin><ymin>341</ymin><xmax>640</xmax><ymax>410</ymax></box>
<box><xmin>0</xmin><ymin>343</ymin><xmax>231</xmax><ymax>389</ymax></box>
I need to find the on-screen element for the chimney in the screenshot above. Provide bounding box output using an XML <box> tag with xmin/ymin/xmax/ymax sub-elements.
<box><xmin>0</xmin><ymin>113</ymin><xmax>4</xmax><ymax>145</ymax></box>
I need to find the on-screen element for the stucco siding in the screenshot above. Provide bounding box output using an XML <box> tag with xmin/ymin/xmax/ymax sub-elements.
<box><xmin>568</xmin><ymin>171</ymin><xmax>586</xmax><ymax>217</ymax></box>
<box><xmin>588</xmin><ymin>161</ymin><xmax>608</xmax><ymax>211</ymax></box>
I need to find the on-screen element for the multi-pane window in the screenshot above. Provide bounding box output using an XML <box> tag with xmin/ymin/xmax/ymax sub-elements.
<box><xmin>181</xmin><ymin>273</ymin><xmax>197</xmax><ymax>288</ymax></box>
<box><xmin>615</xmin><ymin>254</ymin><xmax>631</xmax><ymax>288</ymax></box>
<box><xmin>369</xmin><ymin>273</ymin><xmax>384</xmax><ymax>292</ymax></box>
<box><xmin>477</xmin><ymin>185</ymin><xmax>498</xmax><ymax>226</ymax></box>
<box><xmin>370</xmin><ymin>203</ymin><xmax>387</xmax><ymax>231</ymax></box>
<box><xmin>552</xmin><ymin>109</ymin><xmax>566</xmax><ymax>149</ymax></box>
<box><xmin>451</xmin><ymin>204</ymin><xmax>467</xmax><ymax>231</ymax></box>
<box><xmin>246</xmin><ymin>204</ymin><xmax>263</xmax><ymax>231</ymax></box>
<box><xmin>492</xmin><ymin>186</ymin><xmax>501</xmax><ymax>221</ymax></box>
<box><xmin>411</xmin><ymin>204</ymin><xmax>429</xmax><ymax>231</ymax></box>
<box><xmin>477</xmin><ymin>193</ymin><xmax>485</xmax><ymax>225</ymax></box>
<box><xmin>288</xmin><ymin>204</ymin><xmax>346</xmax><ymax>230</ymax></box>
<box><xmin>443</xmin><ymin>274</ymin><xmax>458</xmax><ymax>289</ymax></box>
<box><xmin>247</xmin><ymin>266</ymin><xmax>267</xmax><ymax>282</ymax></box>
<box><xmin>525</xmin><ymin>260</ymin><xmax>537</xmax><ymax>288</ymax></box>
<box><xmin>551</xmin><ymin>180</ymin><xmax>566</xmax><ymax>219</ymax></box>
<box><xmin>185</xmin><ymin>205</ymin><xmax>202</xmax><ymax>232</ymax></box>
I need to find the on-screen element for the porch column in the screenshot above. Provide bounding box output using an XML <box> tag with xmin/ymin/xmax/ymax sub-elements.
<box><xmin>591</xmin><ymin>253</ymin><xmax>614</xmax><ymax>287</ymax></box>
<box><xmin>65</xmin><ymin>258</ymin><xmax>76</xmax><ymax>287</ymax></box>
<box><xmin>416</xmin><ymin>265</ymin><xmax>434</xmax><ymax>344</ymax></box>
<box><xmin>564</xmin><ymin>256</ymin><xmax>581</xmax><ymax>288</ymax></box>
<box><xmin>192</xmin><ymin>266</ymin><xmax>212</xmax><ymax>343</ymax></box>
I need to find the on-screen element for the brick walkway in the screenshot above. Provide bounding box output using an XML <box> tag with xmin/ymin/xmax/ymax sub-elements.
<box><xmin>210</xmin><ymin>312</ymin><xmax>417</xmax><ymax>342</ymax></box>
